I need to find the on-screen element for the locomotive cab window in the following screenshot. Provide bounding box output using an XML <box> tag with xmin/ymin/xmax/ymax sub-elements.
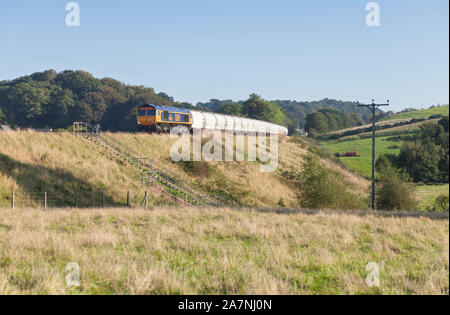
<box><xmin>138</xmin><ymin>110</ymin><xmax>147</xmax><ymax>116</ymax></box>
<box><xmin>147</xmin><ymin>109</ymin><xmax>156</xmax><ymax>116</ymax></box>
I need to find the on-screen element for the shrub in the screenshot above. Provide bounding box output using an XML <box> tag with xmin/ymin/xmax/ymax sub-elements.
<box><xmin>427</xmin><ymin>195</ymin><xmax>449</xmax><ymax>212</ymax></box>
<box><xmin>179</xmin><ymin>161</ymin><xmax>212</xmax><ymax>178</ymax></box>
<box><xmin>376</xmin><ymin>162</ymin><xmax>417</xmax><ymax>211</ymax></box>
<box><xmin>297</xmin><ymin>153</ymin><xmax>367</xmax><ymax>210</ymax></box>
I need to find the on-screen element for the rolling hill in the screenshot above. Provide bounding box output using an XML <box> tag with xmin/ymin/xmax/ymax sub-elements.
<box><xmin>381</xmin><ymin>105</ymin><xmax>449</xmax><ymax>122</ymax></box>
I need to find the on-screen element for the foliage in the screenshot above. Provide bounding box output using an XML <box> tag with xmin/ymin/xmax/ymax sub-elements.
<box><xmin>0</xmin><ymin>70</ymin><xmax>185</xmax><ymax>131</ymax></box>
<box><xmin>375</xmin><ymin>161</ymin><xmax>417</xmax><ymax>211</ymax></box>
<box><xmin>396</xmin><ymin>118</ymin><xmax>449</xmax><ymax>183</ymax></box>
<box><xmin>297</xmin><ymin>153</ymin><xmax>367</xmax><ymax>210</ymax></box>
<box><xmin>305</xmin><ymin>108</ymin><xmax>364</xmax><ymax>135</ymax></box>
<box><xmin>414</xmin><ymin>184</ymin><xmax>449</xmax><ymax>211</ymax></box>
<box><xmin>427</xmin><ymin>195</ymin><xmax>450</xmax><ymax>212</ymax></box>
<box><xmin>0</xmin><ymin>108</ymin><xmax>5</xmax><ymax>124</ymax></box>
<box><xmin>217</xmin><ymin>101</ymin><xmax>243</xmax><ymax>116</ymax></box>
<box><xmin>372</xmin><ymin>117</ymin><xmax>449</xmax><ymax>184</ymax></box>
<box><xmin>200</xmin><ymin>98</ymin><xmax>376</xmax><ymax>130</ymax></box>
<box><xmin>305</xmin><ymin>112</ymin><xmax>327</xmax><ymax>133</ymax></box>
<box><xmin>1</xmin><ymin>71</ymin><xmax>297</xmax><ymax>131</ymax></box>
<box><xmin>273</xmin><ymin>98</ymin><xmax>374</xmax><ymax>129</ymax></box>
<box><xmin>241</xmin><ymin>94</ymin><xmax>292</xmax><ymax>127</ymax></box>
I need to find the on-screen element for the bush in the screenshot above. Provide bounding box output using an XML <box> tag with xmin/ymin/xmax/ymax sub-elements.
<box><xmin>179</xmin><ymin>161</ymin><xmax>212</xmax><ymax>177</ymax></box>
<box><xmin>427</xmin><ymin>195</ymin><xmax>449</xmax><ymax>212</ymax></box>
<box><xmin>376</xmin><ymin>162</ymin><xmax>417</xmax><ymax>211</ymax></box>
<box><xmin>297</xmin><ymin>153</ymin><xmax>367</xmax><ymax>210</ymax></box>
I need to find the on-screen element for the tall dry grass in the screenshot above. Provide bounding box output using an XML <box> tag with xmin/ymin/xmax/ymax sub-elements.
<box><xmin>0</xmin><ymin>131</ymin><xmax>369</xmax><ymax>208</ymax></box>
<box><xmin>0</xmin><ymin>207</ymin><xmax>447</xmax><ymax>295</ymax></box>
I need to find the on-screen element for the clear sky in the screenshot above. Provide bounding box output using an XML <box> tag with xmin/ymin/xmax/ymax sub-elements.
<box><xmin>0</xmin><ymin>0</ymin><xmax>448</xmax><ymax>111</ymax></box>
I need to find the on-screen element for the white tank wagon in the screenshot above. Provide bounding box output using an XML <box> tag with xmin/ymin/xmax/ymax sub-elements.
<box><xmin>190</xmin><ymin>112</ymin><xmax>288</xmax><ymax>135</ymax></box>
<box><xmin>214</xmin><ymin>113</ymin><xmax>227</xmax><ymax>131</ymax></box>
<box><xmin>203</xmin><ymin>112</ymin><xmax>217</xmax><ymax>130</ymax></box>
<box><xmin>190</xmin><ymin>111</ymin><xmax>206</xmax><ymax>130</ymax></box>
<box><xmin>138</xmin><ymin>104</ymin><xmax>288</xmax><ymax>136</ymax></box>
<box><xmin>224</xmin><ymin>115</ymin><xmax>235</xmax><ymax>132</ymax></box>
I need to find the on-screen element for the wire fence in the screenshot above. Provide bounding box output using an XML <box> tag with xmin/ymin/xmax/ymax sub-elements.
<box><xmin>0</xmin><ymin>190</ymin><xmax>157</xmax><ymax>209</ymax></box>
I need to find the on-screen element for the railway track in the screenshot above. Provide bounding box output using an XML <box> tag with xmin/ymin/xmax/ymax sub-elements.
<box><xmin>72</xmin><ymin>122</ymin><xmax>221</xmax><ymax>207</ymax></box>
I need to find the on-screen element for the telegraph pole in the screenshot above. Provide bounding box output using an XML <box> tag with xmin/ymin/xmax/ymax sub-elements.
<box><xmin>358</xmin><ymin>99</ymin><xmax>390</xmax><ymax>210</ymax></box>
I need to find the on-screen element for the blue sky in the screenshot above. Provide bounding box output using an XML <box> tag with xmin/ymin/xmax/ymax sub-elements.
<box><xmin>0</xmin><ymin>0</ymin><xmax>448</xmax><ymax>111</ymax></box>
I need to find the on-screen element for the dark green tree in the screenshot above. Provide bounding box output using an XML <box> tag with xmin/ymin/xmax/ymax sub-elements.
<box><xmin>218</xmin><ymin>102</ymin><xmax>243</xmax><ymax>116</ymax></box>
<box><xmin>242</xmin><ymin>94</ymin><xmax>291</xmax><ymax>127</ymax></box>
<box><xmin>305</xmin><ymin>112</ymin><xmax>327</xmax><ymax>133</ymax></box>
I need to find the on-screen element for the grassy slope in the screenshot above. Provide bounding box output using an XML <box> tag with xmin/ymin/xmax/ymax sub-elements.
<box><xmin>381</xmin><ymin>105</ymin><xmax>449</xmax><ymax>122</ymax></box>
<box><xmin>0</xmin><ymin>130</ymin><xmax>368</xmax><ymax>209</ymax></box>
<box><xmin>415</xmin><ymin>184</ymin><xmax>450</xmax><ymax>210</ymax></box>
<box><xmin>0</xmin><ymin>208</ymin><xmax>447</xmax><ymax>295</ymax></box>
<box><xmin>323</xmin><ymin>105</ymin><xmax>449</xmax><ymax>140</ymax></box>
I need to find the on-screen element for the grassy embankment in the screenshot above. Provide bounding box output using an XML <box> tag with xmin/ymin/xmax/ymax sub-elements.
<box><xmin>0</xmin><ymin>130</ymin><xmax>368</xmax><ymax>209</ymax></box>
<box><xmin>0</xmin><ymin>207</ymin><xmax>448</xmax><ymax>295</ymax></box>
<box><xmin>380</xmin><ymin>105</ymin><xmax>449</xmax><ymax>122</ymax></box>
<box><xmin>415</xmin><ymin>184</ymin><xmax>450</xmax><ymax>210</ymax></box>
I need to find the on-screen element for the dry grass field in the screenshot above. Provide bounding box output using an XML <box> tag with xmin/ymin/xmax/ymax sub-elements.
<box><xmin>1</xmin><ymin>131</ymin><xmax>447</xmax><ymax>295</ymax></box>
<box><xmin>0</xmin><ymin>207</ymin><xmax>447</xmax><ymax>295</ymax></box>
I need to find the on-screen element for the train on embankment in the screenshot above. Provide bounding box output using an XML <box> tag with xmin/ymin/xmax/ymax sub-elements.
<box><xmin>136</xmin><ymin>104</ymin><xmax>289</xmax><ymax>135</ymax></box>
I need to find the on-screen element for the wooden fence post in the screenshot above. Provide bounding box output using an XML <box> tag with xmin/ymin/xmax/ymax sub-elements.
<box><xmin>11</xmin><ymin>191</ymin><xmax>14</xmax><ymax>209</ymax></box>
<box><xmin>44</xmin><ymin>192</ymin><xmax>47</xmax><ymax>210</ymax></box>
<box><xmin>127</xmin><ymin>191</ymin><xmax>130</xmax><ymax>208</ymax></box>
<box><xmin>75</xmin><ymin>192</ymin><xmax>79</xmax><ymax>208</ymax></box>
<box><xmin>144</xmin><ymin>191</ymin><xmax>148</xmax><ymax>208</ymax></box>
<box><xmin>102</xmin><ymin>192</ymin><xmax>105</xmax><ymax>208</ymax></box>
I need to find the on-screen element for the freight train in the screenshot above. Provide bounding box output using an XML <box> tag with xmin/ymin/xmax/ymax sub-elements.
<box><xmin>136</xmin><ymin>104</ymin><xmax>289</xmax><ymax>135</ymax></box>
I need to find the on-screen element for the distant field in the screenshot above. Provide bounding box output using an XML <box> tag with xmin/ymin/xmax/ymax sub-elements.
<box><xmin>0</xmin><ymin>208</ymin><xmax>448</xmax><ymax>295</ymax></box>
<box><xmin>381</xmin><ymin>105</ymin><xmax>449</xmax><ymax>122</ymax></box>
<box><xmin>415</xmin><ymin>184</ymin><xmax>450</xmax><ymax>210</ymax></box>
<box><xmin>320</xmin><ymin>136</ymin><xmax>401</xmax><ymax>179</ymax></box>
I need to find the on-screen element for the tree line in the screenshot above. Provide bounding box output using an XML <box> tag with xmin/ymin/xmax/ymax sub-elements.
<box><xmin>304</xmin><ymin>108</ymin><xmax>365</xmax><ymax>136</ymax></box>
<box><xmin>198</xmin><ymin>98</ymin><xmax>376</xmax><ymax>131</ymax></box>
<box><xmin>377</xmin><ymin>116</ymin><xmax>449</xmax><ymax>184</ymax></box>
<box><xmin>0</xmin><ymin>70</ymin><xmax>297</xmax><ymax>131</ymax></box>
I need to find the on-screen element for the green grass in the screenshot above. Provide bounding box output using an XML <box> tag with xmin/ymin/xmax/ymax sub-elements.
<box><xmin>381</xmin><ymin>105</ymin><xmax>449</xmax><ymax>122</ymax></box>
<box><xmin>320</xmin><ymin>136</ymin><xmax>402</xmax><ymax>179</ymax></box>
<box><xmin>415</xmin><ymin>184</ymin><xmax>449</xmax><ymax>210</ymax></box>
